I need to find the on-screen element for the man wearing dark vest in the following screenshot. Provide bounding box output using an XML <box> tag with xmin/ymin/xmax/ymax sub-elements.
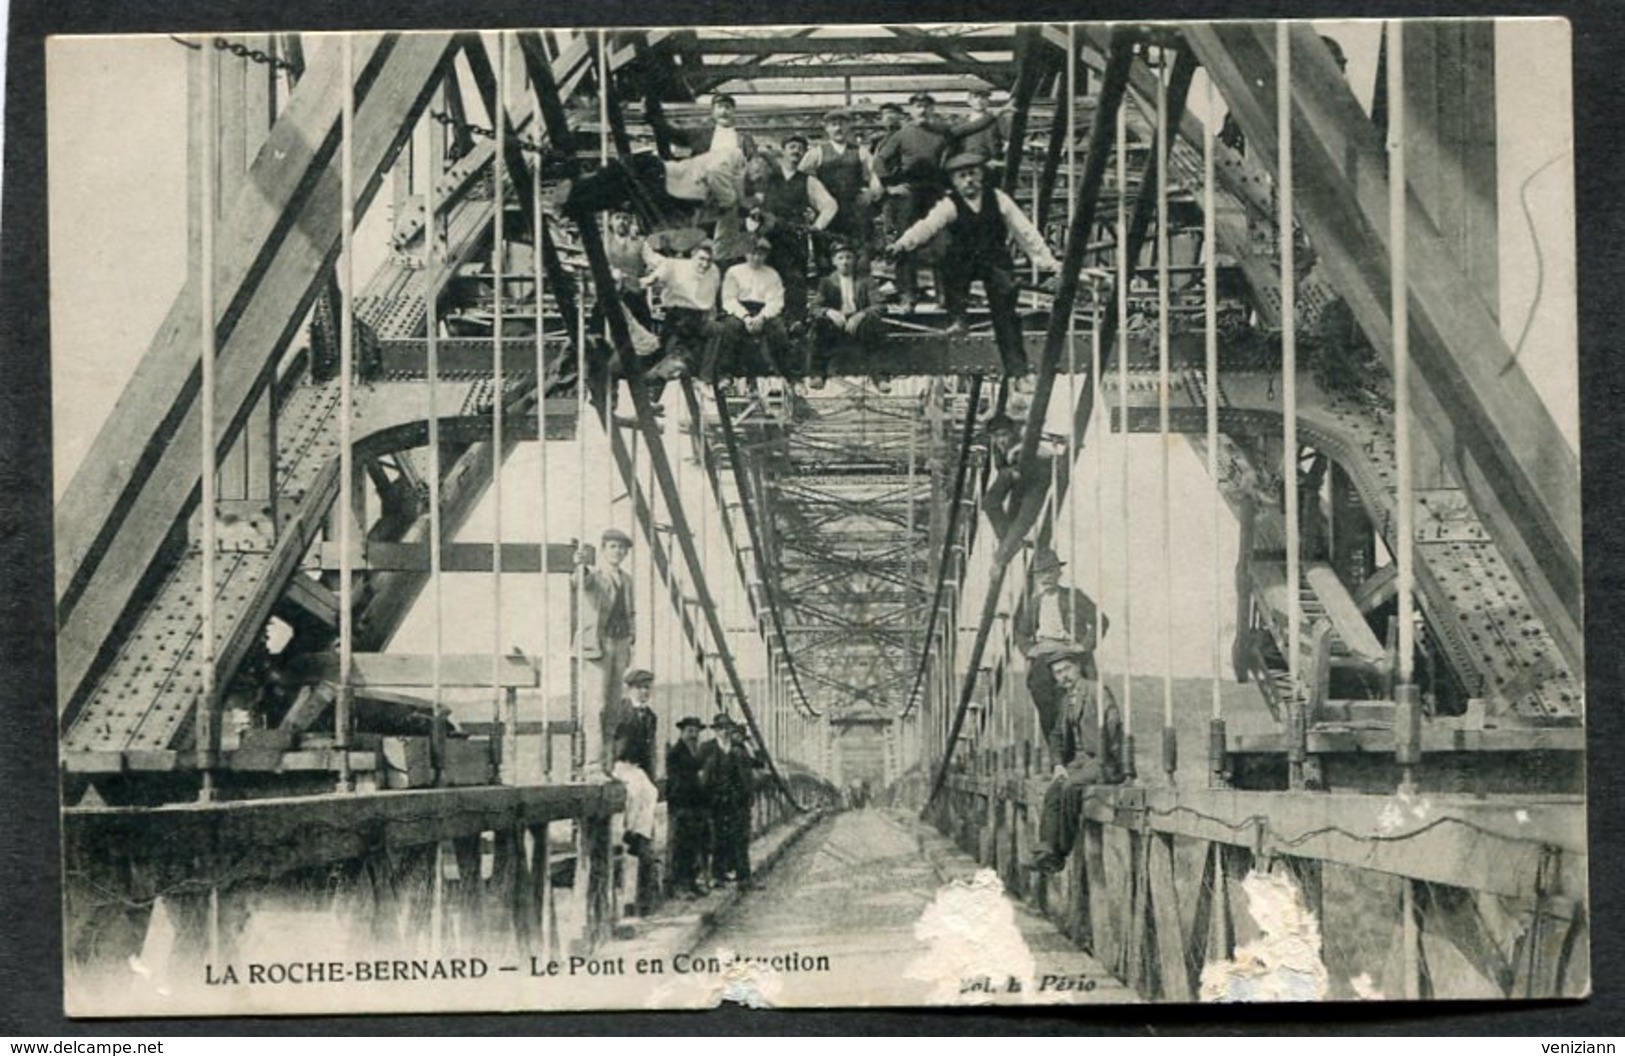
<box><xmin>874</xmin><ymin>95</ymin><xmax>1004</xmax><ymax>311</ymax></box>
<box><xmin>887</xmin><ymin>153</ymin><xmax>1061</xmax><ymax>377</ymax></box>
<box><xmin>1014</xmin><ymin>547</ymin><xmax>1109</xmax><ymax>781</ymax></box>
<box><xmin>800</xmin><ymin>110</ymin><xmax>884</xmax><ymax>260</ymax></box>
<box><xmin>746</xmin><ymin>141</ymin><xmax>834</xmax><ymax>328</ymax></box>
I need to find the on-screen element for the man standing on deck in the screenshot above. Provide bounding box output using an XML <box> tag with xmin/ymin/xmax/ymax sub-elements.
<box><xmin>572</xmin><ymin>528</ymin><xmax>637</xmax><ymax>775</ymax></box>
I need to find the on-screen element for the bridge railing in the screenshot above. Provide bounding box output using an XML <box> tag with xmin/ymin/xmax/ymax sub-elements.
<box><xmin>924</xmin><ymin>740</ymin><xmax>1586</xmax><ymax>1001</ymax></box>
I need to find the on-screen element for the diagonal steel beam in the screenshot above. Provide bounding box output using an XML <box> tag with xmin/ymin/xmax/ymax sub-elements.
<box><xmin>56</xmin><ymin>34</ymin><xmax>457</xmax><ymax>717</ymax></box>
<box><xmin>1184</xmin><ymin>21</ymin><xmax>1581</xmax><ymax>673</ymax></box>
<box><xmin>927</xmin><ymin>31</ymin><xmax>1138</xmax><ymax>811</ymax></box>
<box><xmin>523</xmin><ymin>32</ymin><xmax>809</xmax><ymax>803</ymax></box>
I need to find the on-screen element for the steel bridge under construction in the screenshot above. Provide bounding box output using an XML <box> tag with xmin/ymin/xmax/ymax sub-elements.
<box><xmin>53</xmin><ymin>22</ymin><xmax>1586</xmax><ymax>1011</ymax></box>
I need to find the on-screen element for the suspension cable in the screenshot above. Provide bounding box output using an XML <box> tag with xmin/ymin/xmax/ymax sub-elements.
<box><xmin>429</xmin><ymin>83</ymin><xmax>447</xmax><ymax>781</ymax></box>
<box><xmin>1389</xmin><ymin>20</ymin><xmax>1420</xmax><ymax>787</ymax></box>
<box><xmin>1278</xmin><ymin>23</ymin><xmax>1304</xmax><ymax>786</ymax></box>
<box><xmin>336</xmin><ymin>33</ymin><xmax>356</xmax><ymax>793</ymax></box>
<box><xmin>1116</xmin><ymin>90</ymin><xmax>1135</xmax><ymax>782</ymax></box>
<box><xmin>531</xmin><ymin>77</ymin><xmax>549</xmax><ymax>783</ymax></box>
<box><xmin>1204</xmin><ymin>72</ymin><xmax>1225</xmax><ymax>784</ymax></box>
<box><xmin>197</xmin><ymin>36</ymin><xmax>220</xmax><ymax>802</ymax></box>
<box><xmin>491</xmin><ymin>31</ymin><xmax>509</xmax><ymax>783</ymax></box>
<box><xmin>1156</xmin><ymin>49</ymin><xmax>1176</xmax><ymax>780</ymax></box>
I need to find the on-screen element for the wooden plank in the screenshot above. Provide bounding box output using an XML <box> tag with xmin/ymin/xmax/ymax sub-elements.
<box><xmin>286</xmin><ymin>651</ymin><xmax>539</xmax><ymax>688</ymax></box>
<box><xmin>64</xmin><ymin>783</ymin><xmax>625</xmax><ymax>901</ymax></box>
<box><xmin>56</xmin><ymin>36</ymin><xmax>457</xmax><ymax>718</ymax></box>
<box><xmin>1226</xmin><ymin>725</ymin><xmax>1587</xmax><ymax>756</ymax></box>
<box><xmin>1305</xmin><ymin>565</ymin><xmax>1386</xmax><ymax>662</ymax></box>
<box><xmin>1081</xmin><ymin>787</ymin><xmax>1585</xmax><ymax>900</ymax></box>
<box><xmin>1146</xmin><ymin>833</ymin><xmax>1194</xmax><ymax>1001</ymax></box>
<box><xmin>319</xmin><ymin>540</ymin><xmax>577</xmax><ymax>574</ymax></box>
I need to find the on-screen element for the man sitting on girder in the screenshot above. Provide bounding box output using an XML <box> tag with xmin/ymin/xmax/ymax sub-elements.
<box><xmin>560</xmin><ymin>93</ymin><xmax>753</xmax><ymax>232</ymax></box>
<box><xmin>641</xmin><ymin>239</ymin><xmax>723</xmax><ymax>385</ymax></box>
<box><xmin>1028</xmin><ymin>641</ymin><xmax>1124</xmax><ymax>875</ymax></box>
<box><xmin>980</xmin><ymin>412</ymin><xmax>1054</xmax><ymax>555</ymax></box>
<box><xmin>810</xmin><ymin>241</ymin><xmax>888</xmax><ymax>391</ymax></box>
<box><xmin>704</xmin><ymin>237</ymin><xmax>793</xmax><ymax>385</ymax></box>
<box><xmin>886</xmin><ymin>153</ymin><xmax>1062</xmax><ymax>377</ymax></box>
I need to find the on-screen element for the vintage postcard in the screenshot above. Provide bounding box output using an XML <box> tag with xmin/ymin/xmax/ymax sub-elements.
<box><xmin>48</xmin><ymin>19</ymin><xmax>1585</xmax><ymax>1017</ymax></box>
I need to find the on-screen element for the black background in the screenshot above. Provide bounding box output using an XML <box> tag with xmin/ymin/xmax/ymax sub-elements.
<box><xmin>4</xmin><ymin>0</ymin><xmax>1623</xmax><ymax>1036</ymax></box>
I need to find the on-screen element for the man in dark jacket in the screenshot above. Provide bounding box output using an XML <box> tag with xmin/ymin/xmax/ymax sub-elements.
<box><xmin>1029</xmin><ymin>644</ymin><xmax>1124</xmax><ymax>874</ymax></box>
<box><xmin>810</xmin><ymin>242</ymin><xmax>887</xmax><ymax>388</ymax></box>
<box><xmin>665</xmin><ymin>716</ymin><xmax>711</xmax><ymax>896</ymax></box>
<box><xmin>979</xmin><ymin>413</ymin><xmax>1053</xmax><ymax>556</ymax></box>
<box><xmin>1015</xmin><ymin>548</ymin><xmax>1109</xmax><ymax>763</ymax></box>
<box><xmin>873</xmin><ymin>96</ymin><xmax>1003</xmax><ymax>311</ymax></box>
<box><xmin>708</xmin><ymin>720</ymin><xmax>765</xmax><ymax>888</ymax></box>
<box><xmin>611</xmin><ymin>668</ymin><xmax>661</xmax><ymax>913</ymax></box>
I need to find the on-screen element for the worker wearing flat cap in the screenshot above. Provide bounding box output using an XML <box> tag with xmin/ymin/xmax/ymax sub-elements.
<box><xmin>872</xmin><ymin>92</ymin><xmax>1006</xmax><ymax>311</ymax></box>
<box><xmin>888</xmin><ymin>152</ymin><xmax>1062</xmax><ymax>377</ymax></box>
<box><xmin>573</xmin><ymin>527</ymin><xmax>638</xmax><ymax>775</ymax></box>
<box><xmin>666</xmin><ymin>715</ymin><xmax>712</xmax><ymax>897</ymax></box>
<box><xmin>611</xmin><ymin>668</ymin><xmax>661</xmax><ymax>910</ymax></box>
<box><xmin>1029</xmin><ymin>638</ymin><xmax>1124</xmax><ymax>874</ymax></box>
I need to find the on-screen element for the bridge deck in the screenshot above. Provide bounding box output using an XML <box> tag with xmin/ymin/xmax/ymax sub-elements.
<box><xmin>698</xmin><ymin>808</ymin><xmax>1138</xmax><ymax>1006</ymax></box>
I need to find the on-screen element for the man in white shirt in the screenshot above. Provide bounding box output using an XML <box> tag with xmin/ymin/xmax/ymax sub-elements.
<box><xmin>703</xmin><ymin>238</ymin><xmax>791</xmax><ymax>383</ymax></box>
<box><xmin>562</xmin><ymin>95</ymin><xmax>753</xmax><ymax>228</ymax></box>
<box><xmin>887</xmin><ymin>152</ymin><xmax>1062</xmax><ymax>376</ymax></box>
<box><xmin>642</xmin><ymin>240</ymin><xmax>722</xmax><ymax>382</ymax></box>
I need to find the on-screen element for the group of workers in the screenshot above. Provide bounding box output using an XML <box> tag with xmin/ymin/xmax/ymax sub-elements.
<box><xmin>557</xmin><ymin>86</ymin><xmax>1069</xmax><ymax>389</ymax></box>
<box><xmin>573</xmin><ymin>527</ymin><xmax>766</xmax><ymax>909</ymax></box>
<box><xmin>601</xmin><ymin>665</ymin><xmax>768</xmax><ymax>910</ymax></box>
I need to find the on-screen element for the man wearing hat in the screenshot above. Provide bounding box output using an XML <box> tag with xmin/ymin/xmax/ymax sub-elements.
<box><xmin>611</xmin><ymin>667</ymin><xmax>661</xmax><ymax>913</ymax></box>
<box><xmin>800</xmin><ymin>110</ymin><xmax>885</xmax><ymax>255</ymax></box>
<box><xmin>888</xmin><ymin>152</ymin><xmax>1062</xmax><ymax>376</ymax></box>
<box><xmin>665</xmin><ymin>716</ymin><xmax>712</xmax><ymax>897</ymax></box>
<box><xmin>811</xmin><ymin>241</ymin><xmax>887</xmax><ymax>389</ymax></box>
<box><xmin>744</xmin><ymin>144</ymin><xmax>835</xmax><ymax>328</ymax></box>
<box><xmin>873</xmin><ymin>92</ymin><xmax>1003</xmax><ymax>311</ymax></box>
<box><xmin>1029</xmin><ymin>642</ymin><xmax>1124</xmax><ymax>874</ymax></box>
<box><xmin>705</xmin><ymin>237</ymin><xmax>792</xmax><ymax>383</ymax></box>
<box><xmin>957</xmin><ymin>87</ymin><xmax>1009</xmax><ymax>171</ymax></box>
<box><xmin>980</xmin><ymin>412</ymin><xmax>1054</xmax><ymax>555</ymax></box>
<box><xmin>564</xmin><ymin>93</ymin><xmax>754</xmax><ymax>230</ymax></box>
<box><xmin>1016</xmin><ymin>547</ymin><xmax>1109</xmax><ymax>774</ymax></box>
<box><xmin>709</xmin><ymin>718</ymin><xmax>766</xmax><ymax>889</ymax></box>
<box><xmin>572</xmin><ymin>527</ymin><xmax>637</xmax><ymax>774</ymax></box>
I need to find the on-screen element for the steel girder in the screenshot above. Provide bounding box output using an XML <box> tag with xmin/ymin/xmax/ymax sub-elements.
<box><xmin>1184</xmin><ymin>22</ymin><xmax>1581</xmax><ymax>675</ymax></box>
